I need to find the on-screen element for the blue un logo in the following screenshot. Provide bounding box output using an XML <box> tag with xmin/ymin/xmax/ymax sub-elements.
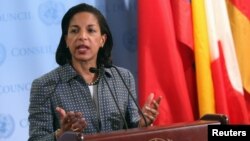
<box><xmin>0</xmin><ymin>44</ymin><xmax>6</xmax><ymax>66</ymax></box>
<box><xmin>38</xmin><ymin>0</ymin><xmax>65</xmax><ymax>25</ymax></box>
<box><xmin>0</xmin><ymin>114</ymin><xmax>15</xmax><ymax>139</ymax></box>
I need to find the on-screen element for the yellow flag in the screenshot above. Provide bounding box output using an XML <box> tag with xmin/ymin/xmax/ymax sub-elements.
<box><xmin>192</xmin><ymin>0</ymin><xmax>215</xmax><ymax>116</ymax></box>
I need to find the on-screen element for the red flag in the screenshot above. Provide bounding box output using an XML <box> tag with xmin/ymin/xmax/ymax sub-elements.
<box><xmin>138</xmin><ymin>0</ymin><xmax>194</xmax><ymax>125</ymax></box>
<box><xmin>171</xmin><ymin>0</ymin><xmax>198</xmax><ymax>119</ymax></box>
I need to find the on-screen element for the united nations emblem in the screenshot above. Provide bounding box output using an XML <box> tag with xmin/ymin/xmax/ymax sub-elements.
<box><xmin>0</xmin><ymin>114</ymin><xmax>15</xmax><ymax>139</ymax></box>
<box><xmin>0</xmin><ymin>44</ymin><xmax>6</xmax><ymax>66</ymax></box>
<box><xmin>38</xmin><ymin>0</ymin><xmax>65</xmax><ymax>25</ymax></box>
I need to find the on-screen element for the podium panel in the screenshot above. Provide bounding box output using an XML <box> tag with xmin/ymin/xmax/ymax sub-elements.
<box><xmin>58</xmin><ymin>120</ymin><xmax>221</xmax><ymax>141</ymax></box>
<box><xmin>85</xmin><ymin>120</ymin><xmax>220</xmax><ymax>141</ymax></box>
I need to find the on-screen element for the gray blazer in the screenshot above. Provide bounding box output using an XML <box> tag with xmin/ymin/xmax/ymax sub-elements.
<box><xmin>28</xmin><ymin>63</ymin><xmax>140</xmax><ymax>141</ymax></box>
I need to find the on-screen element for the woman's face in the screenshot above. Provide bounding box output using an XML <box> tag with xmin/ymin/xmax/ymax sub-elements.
<box><xmin>65</xmin><ymin>12</ymin><xmax>106</xmax><ymax>64</ymax></box>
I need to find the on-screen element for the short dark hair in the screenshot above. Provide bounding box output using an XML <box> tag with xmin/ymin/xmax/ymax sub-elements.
<box><xmin>55</xmin><ymin>3</ymin><xmax>113</xmax><ymax>67</ymax></box>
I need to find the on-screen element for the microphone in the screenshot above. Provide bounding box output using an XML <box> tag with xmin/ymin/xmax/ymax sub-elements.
<box><xmin>110</xmin><ymin>65</ymin><xmax>148</xmax><ymax>127</ymax></box>
<box><xmin>89</xmin><ymin>67</ymin><xmax>99</xmax><ymax>74</ymax></box>
<box><xmin>89</xmin><ymin>67</ymin><xmax>129</xmax><ymax>130</ymax></box>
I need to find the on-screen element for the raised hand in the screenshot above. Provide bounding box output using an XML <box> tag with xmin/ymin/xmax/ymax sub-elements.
<box><xmin>55</xmin><ymin>107</ymin><xmax>87</xmax><ymax>138</ymax></box>
<box><xmin>139</xmin><ymin>93</ymin><xmax>162</xmax><ymax>127</ymax></box>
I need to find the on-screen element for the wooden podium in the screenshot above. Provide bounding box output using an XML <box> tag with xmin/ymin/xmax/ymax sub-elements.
<box><xmin>58</xmin><ymin>114</ymin><xmax>228</xmax><ymax>141</ymax></box>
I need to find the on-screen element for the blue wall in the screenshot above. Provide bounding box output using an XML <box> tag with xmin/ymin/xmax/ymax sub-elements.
<box><xmin>0</xmin><ymin>0</ymin><xmax>137</xmax><ymax>140</ymax></box>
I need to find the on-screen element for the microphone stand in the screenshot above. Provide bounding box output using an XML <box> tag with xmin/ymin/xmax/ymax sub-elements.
<box><xmin>89</xmin><ymin>67</ymin><xmax>129</xmax><ymax>130</ymax></box>
<box><xmin>110</xmin><ymin>65</ymin><xmax>148</xmax><ymax>127</ymax></box>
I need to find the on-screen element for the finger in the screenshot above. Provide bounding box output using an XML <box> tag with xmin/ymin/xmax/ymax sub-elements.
<box><xmin>78</xmin><ymin>118</ymin><xmax>87</xmax><ymax>131</ymax></box>
<box><xmin>75</xmin><ymin>112</ymin><xmax>87</xmax><ymax>129</ymax></box>
<box><xmin>70</xmin><ymin>123</ymin><xmax>80</xmax><ymax>132</ymax></box>
<box><xmin>72</xmin><ymin>128</ymin><xmax>80</xmax><ymax>132</ymax></box>
<box><xmin>61</xmin><ymin>111</ymin><xmax>75</xmax><ymax>129</ymax></box>
<box><xmin>145</xmin><ymin>106</ymin><xmax>159</xmax><ymax>116</ymax></box>
<box><xmin>67</xmin><ymin>111</ymin><xmax>75</xmax><ymax>117</ymax></box>
<box><xmin>143</xmin><ymin>112</ymin><xmax>155</xmax><ymax>123</ymax></box>
<box><xmin>56</xmin><ymin>107</ymin><xmax>66</xmax><ymax>119</ymax></box>
<box><xmin>61</xmin><ymin>119</ymin><xmax>72</xmax><ymax>131</ymax></box>
<box><xmin>66</xmin><ymin>111</ymin><xmax>79</xmax><ymax>124</ymax></box>
<box><xmin>71</xmin><ymin>118</ymin><xmax>87</xmax><ymax>132</ymax></box>
<box><xmin>69</xmin><ymin>112</ymin><xmax>84</xmax><ymax>124</ymax></box>
<box><xmin>152</xmin><ymin>99</ymin><xmax>160</xmax><ymax>110</ymax></box>
<box><xmin>75</xmin><ymin>112</ymin><xmax>83</xmax><ymax>119</ymax></box>
<box><xmin>152</xmin><ymin>96</ymin><xmax>162</xmax><ymax>109</ymax></box>
<box><xmin>155</xmin><ymin>96</ymin><xmax>162</xmax><ymax>104</ymax></box>
<box><xmin>152</xmin><ymin>100</ymin><xmax>159</xmax><ymax>110</ymax></box>
<box><xmin>144</xmin><ymin>93</ymin><xmax>154</xmax><ymax>107</ymax></box>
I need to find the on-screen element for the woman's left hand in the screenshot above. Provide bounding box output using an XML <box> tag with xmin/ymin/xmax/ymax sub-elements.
<box><xmin>55</xmin><ymin>107</ymin><xmax>87</xmax><ymax>139</ymax></box>
<box><xmin>139</xmin><ymin>93</ymin><xmax>162</xmax><ymax>127</ymax></box>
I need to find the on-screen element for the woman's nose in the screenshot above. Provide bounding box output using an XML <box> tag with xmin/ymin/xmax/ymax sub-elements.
<box><xmin>78</xmin><ymin>30</ymin><xmax>87</xmax><ymax>40</ymax></box>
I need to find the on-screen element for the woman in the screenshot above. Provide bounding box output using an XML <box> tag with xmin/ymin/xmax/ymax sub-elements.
<box><xmin>28</xmin><ymin>3</ymin><xmax>161</xmax><ymax>141</ymax></box>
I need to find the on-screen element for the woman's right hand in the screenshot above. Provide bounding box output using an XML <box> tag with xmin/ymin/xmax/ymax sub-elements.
<box><xmin>55</xmin><ymin>107</ymin><xmax>87</xmax><ymax>138</ymax></box>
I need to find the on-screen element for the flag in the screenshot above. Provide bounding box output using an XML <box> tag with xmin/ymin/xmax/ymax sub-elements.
<box><xmin>138</xmin><ymin>0</ymin><xmax>194</xmax><ymax>125</ymax></box>
<box><xmin>192</xmin><ymin>0</ymin><xmax>215</xmax><ymax>116</ymax></box>
<box><xmin>171</xmin><ymin>0</ymin><xmax>193</xmax><ymax>48</ymax></box>
<box><xmin>227</xmin><ymin>0</ymin><xmax>250</xmax><ymax>121</ymax></box>
<box><xmin>170</xmin><ymin>0</ymin><xmax>199</xmax><ymax>119</ymax></box>
<box><xmin>203</xmin><ymin>0</ymin><xmax>249</xmax><ymax>123</ymax></box>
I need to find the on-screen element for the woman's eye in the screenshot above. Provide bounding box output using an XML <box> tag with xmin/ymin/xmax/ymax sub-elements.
<box><xmin>88</xmin><ymin>28</ymin><xmax>96</xmax><ymax>33</ymax></box>
<box><xmin>70</xmin><ymin>28</ymin><xmax>78</xmax><ymax>33</ymax></box>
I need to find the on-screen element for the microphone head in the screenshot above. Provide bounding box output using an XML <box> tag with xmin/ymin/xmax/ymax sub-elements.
<box><xmin>89</xmin><ymin>67</ymin><xmax>99</xmax><ymax>73</ymax></box>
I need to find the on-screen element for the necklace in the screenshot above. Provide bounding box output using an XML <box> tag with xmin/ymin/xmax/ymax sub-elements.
<box><xmin>87</xmin><ymin>73</ymin><xmax>100</xmax><ymax>86</ymax></box>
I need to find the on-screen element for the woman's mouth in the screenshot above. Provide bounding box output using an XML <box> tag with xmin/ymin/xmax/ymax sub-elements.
<box><xmin>77</xmin><ymin>45</ymin><xmax>89</xmax><ymax>53</ymax></box>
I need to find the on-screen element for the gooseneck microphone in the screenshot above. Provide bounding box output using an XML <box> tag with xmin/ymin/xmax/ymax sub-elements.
<box><xmin>110</xmin><ymin>65</ymin><xmax>148</xmax><ymax>127</ymax></box>
<box><xmin>89</xmin><ymin>67</ymin><xmax>129</xmax><ymax>130</ymax></box>
<box><xmin>89</xmin><ymin>67</ymin><xmax>99</xmax><ymax>74</ymax></box>
<box><xmin>90</xmin><ymin>65</ymin><xmax>148</xmax><ymax>127</ymax></box>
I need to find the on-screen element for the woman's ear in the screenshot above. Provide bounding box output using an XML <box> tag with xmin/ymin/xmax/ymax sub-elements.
<box><xmin>101</xmin><ymin>34</ymin><xmax>107</xmax><ymax>47</ymax></box>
